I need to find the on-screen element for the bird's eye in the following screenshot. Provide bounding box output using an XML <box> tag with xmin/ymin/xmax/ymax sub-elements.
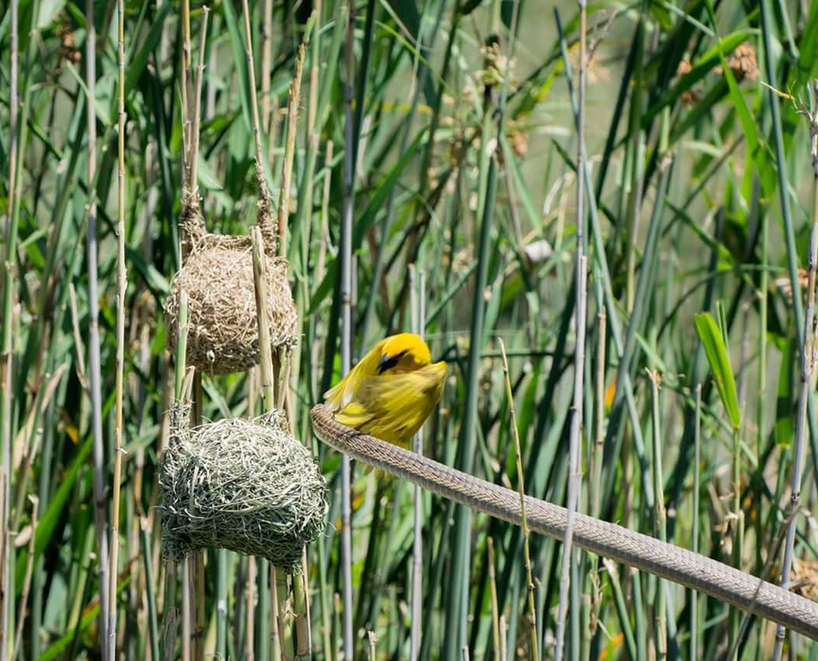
<box><xmin>378</xmin><ymin>351</ymin><xmax>406</xmax><ymax>374</ymax></box>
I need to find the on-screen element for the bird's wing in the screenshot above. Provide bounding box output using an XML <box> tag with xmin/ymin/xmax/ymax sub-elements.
<box><xmin>342</xmin><ymin>365</ymin><xmax>446</xmax><ymax>444</ymax></box>
<box><xmin>333</xmin><ymin>401</ymin><xmax>375</xmax><ymax>429</ymax></box>
<box><xmin>323</xmin><ymin>339</ymin><xmax>387</xmax><ymax>410</ymax></box>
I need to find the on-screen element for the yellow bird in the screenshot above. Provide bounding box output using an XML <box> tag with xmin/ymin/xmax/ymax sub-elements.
<box><xmin>323</xmin><ymin>333</ymin><xmax>447</xmax><ymax>449</ymax></box>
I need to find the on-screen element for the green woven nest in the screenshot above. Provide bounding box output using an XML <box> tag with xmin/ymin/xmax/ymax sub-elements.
<box><xmin>160</xmin><ymin>407</ymin><xmax>328</xmax><ymax>571</ymax></box>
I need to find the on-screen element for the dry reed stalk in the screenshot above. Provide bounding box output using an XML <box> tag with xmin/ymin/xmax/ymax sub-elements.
<box><xmin>499</xmin><ymin>615</ymin><xmax>508</xmax><ymax>661</ymax></box>
<box><xmin>245</xmin><ymin>557</ymin><xmax>257</xmax><ymax>661</ymax></box>
<box><xmin>172</xmin><ymin>292</ymin><xmax>191</xmax><ymax>661</ymax></box>
<box><xmin>0</xmin><ymin>0</ymin><xmax>18</xmax><ymax>641</ymax></box>
<box><xmin>245</xmin><ymin>370</ymin><xmax>259</xmax><ymax>661</ymax></box>
<box><xmin>555</xmin><ymin>1</ymin><xmax>588</xmax><ymax>658</ymax></box>
<box><xmin>194</xmin><ymin>548</ymin><xmax>205</xmax><ymax>661</ymax></box>
<box><xmin>296</xmin><ymin>550</ymin><xmax>312</xmax><ymax>658</ymax></box>
<box><xmin>267</xmin><ymin>97</ymin><xmax>281</xmax><ymax>174</ymax></box>
<box><xmin>68</xmin><ymin>285</ymin><xmax>87</xmax><ymax>384</ymax></box>
<box><xmin>251</xmin><ymin>226</ymin><xmax>282</xmax><ymax>661</ymax></box>
<box><xmin>130</xmin><ymin>143</ymin><xmax>157</xmax><ymax>658</ymax></box>
<box><xmin>190</xmin><ymin>370</ymin><xmax>204</xmax><ymax>661</ymax></box>
<box><xmin>308</xmin><ymin>1</ymin><xmax>321</xmax><ymax>136</ymax></box>
<box><xmin>367</xmin><ymin>631</ymin><xmax>377</xmax><ymax>661</ymax></box>
<box><xmin>241</xmin><ymin>0</ymin><xmax>277</xmax><ymax>255</ymax></box>
<box><xmin>81</xmin><ymin>0</ymin><xmax>111</xmax><ymax>652</ymax></box>
<box><xmin>106</xmin><ymin>0</ymin><xmax>127</xmax><ymax>657</ymax></box>
<box><xmin>181</xmin><ymin>558</ymin><xmax>192</xmax><ymax>661</ymax></box>
<box><xmin>311</xmin><ymin>139</ymin><xmax>333</xmax><ymax>403</ymax></box>
<box><xmin>11</xmin><ymin>496</ymin><xmax>37</xmax><ymax>661</ymax></box>
<box><xmin>487</xmin><ymin>537</ymin><xmax>501</xmax><ymax>660</ymax></box>
<box><xmin>586</xmin><ymin>308</ymin><xmax>606</xmax><ymax>646</ymax></box>
<box><xmin>180</xmin><ymin>0</ymin><xmax>193</xmax><ymax>187</ymax></box>
<box><xmin>261</xmin><ymin>0</ymin><xmax>274</xmax><ymax>131</ymax></box>
<box><xmin>152</xmin><ymin>353</ymin><xmax>173</xmax><ymax>619</ymax></box>
<box><xmin>276</xmin><ymin>45</ymin><xmax>306</xmax><ymax>258</ymax></box>
<box><xmin>773</xmin><ymin>95</ymin><xmax>818</xmax><ymax>659</ymax></box>
<box><xmin>252</xmin><ymin>228</ymin><xmax>276</xmax><ymax>410</ymax></box>
<box><xmin>0</xmin><ymin>470</ymin><xmax>6</xmax><ymax>661</ymax></box>
<box><xmin>288</xmin><ymin>5</ymin><xmax>320</xmax><ymax>430</ymax></box>
<box><xmin>189</xmin><ymin>7</ymin><xmax>210</xmax><ymax>198</ymax></box>
<box><xmin>498</xmin><ymin>338</ymin><xmax>538</xmax><ymax>661</ymax></box>
<box><xmin>590</xmin><ymin>309</ymin><xmax>606</xmax><ymax>519</ymax></box>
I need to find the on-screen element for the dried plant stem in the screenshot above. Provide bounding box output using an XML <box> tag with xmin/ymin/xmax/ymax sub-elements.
<box><xmin>499</xmin><ymin>615</ymin><xmax>508</xmax><ymax>661</ymax></box>
<box><xmin>295</xmin><ymin>550</ymin><xmax>312</xmax><ymax>659</ymax></box>
<box><xmin>139</xmin><ymin>518</ymin><xmax>161</xmax><ymax>661</ymax></box>
<box><xmin>584</xmin><ymin>309</ymin><xmax>606</xmax><ymax>656</ymax></box>
<box><xmin>193</xmin><ymin>555</ymin><xmax>205</xmax><ymax>659</ymax></box>
<box><xmin>773</xmin><ymin>105</ymin><xmax>818</xmax><ymax>659</ymax></box>
<box><xmin>251</xmin><ymin>176</ymin><xmax>276</xmax><ymax>406</ymax></box>
<box><xmin>243</xmin><ymin>0</ymin><xmax>268</xmax><ymax>179</ymax></box>
<box><xmin>261</xmin><ymin>0</ymin><xmax>273</xmax><ymax>132</ymax></box>
<box><xmin>555</xmin><ymin>3</ymin><xmax>587</xmax><ymax>659</ymax></box>
<box><xmin>250</xmin><ymin>232</ymin><xmax>281</xmax><ymax>405</ymax></box>
<box><xmin>690</xmin><ymin>384</ymin><xmax>702</xmax><ymax>658</ymax></box>
<box><xmin>181</xmin><ymin>558</ymin><xmax>192</xmax><ymax>661</ymax></box>
<box><xmin>267</xmin><ymin>565</ymin><xmax>280</xmax><ymax>661</ymax></box>
<box><xmin>11</xmin><ymin>496</ymin><xmax>37</xmax><ymax>661</ymax></box>
<box><xmin>107</xmin><ymin>2</ymin><xmax>128</xmax><ymax>658</ymax></box>
<box><xmin>245</xmin><ymin>556</ymin><xmax>257</xmax><ymax>661</ymax></box>
<box><xmin>180</xmin><ymin>0</ymin><xmax>193</xmax><ymax>186</ymax></box>
<box><xmin>590</xmin><ymin>310</ymin><xmax>606</xmax><ymax>520</ymax></box>
<box><xmin>173</xmin><ymin>293</ymin><xmax>191</xmax><ymax>661</ymax></box>
<box><xmin>0</xmin><ymin>0</ymin><xmax>19</xmax><ymax>657</ymax></box>
<box><xmin>188</xmin><ymin>7</ymin><xmax>210</xmax><ymax>197</ymax></box>
<box><xmin>0</xmin><ymin>468</ymin><xmax>6</xmax><ymax>661</ymax></box>
<box><xmin>487</xmin><ymin>537</ymin><xmax>501</xmax><ymax>660</ymax></box>
<box><xmin>276</xmin><ymin>45</ymin><xmax>305</xmax><ymax>257</ymax></box>
<box><xmin>251</xmin><ymin>227</ymin><xmax>282</xmax><ymax>661</ymax></box>
<box><xmin>498</xmin><ymin>338</ymin><xmax>538</xmax><ymax>661</ymax></box>
<box><xmin>649</xmin><ymin>370</ymin><xmax>667</xmax><ymax>661</ymax></box>
<box><xmin>80</xmin><ymin>0</ymin><xmax>111</xmax><ymax>654</ymax></box>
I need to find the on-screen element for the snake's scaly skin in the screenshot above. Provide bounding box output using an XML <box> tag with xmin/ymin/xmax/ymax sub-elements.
<box><xmin>311</xmin><ymin>404</ymin><xmax>818</xmax><ymax>640</ymax></box>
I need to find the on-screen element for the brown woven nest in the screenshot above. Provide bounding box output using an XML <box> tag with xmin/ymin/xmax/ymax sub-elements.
<box><xmin>164</xmin><ymin>201</ymin><xmax>297</xmax><ymax>374</ymax></box>
<box><xmin>159</xmin><ymin>406</ymin><xmax>328</xmax><ymax>570</ymax></box>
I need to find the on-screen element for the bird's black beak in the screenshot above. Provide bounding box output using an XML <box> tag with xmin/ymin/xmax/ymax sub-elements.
<box><xmin>377</xmin><ymin>352</ymin><xmax>404</xmax><ymax>374</ymax></box>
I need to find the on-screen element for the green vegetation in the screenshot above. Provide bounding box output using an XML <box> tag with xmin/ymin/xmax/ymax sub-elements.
<box><xmin>1</xmin><ymin>0</ymin><xmax>818</xmax><ymax>659</ymax></box>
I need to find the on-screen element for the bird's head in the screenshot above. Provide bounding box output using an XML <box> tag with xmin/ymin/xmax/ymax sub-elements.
<box><xmin>377</xmin><ymin>333</ymin><xmax>432</xmax><ymax>375</ymax></box>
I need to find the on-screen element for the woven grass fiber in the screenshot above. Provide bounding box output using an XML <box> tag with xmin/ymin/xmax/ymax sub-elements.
<box><xmin>164</xmin><ymin>200</ymin><xmax>297</xmax><ymax>375</ymax></box>
<box><xmin>160</xmin><ymin>406</ymin><xmax>328</xmax><ymax>571</ymax></box>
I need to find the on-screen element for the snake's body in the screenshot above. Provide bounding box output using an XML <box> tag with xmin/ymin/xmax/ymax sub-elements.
<box><xmin>311</xmin><ymin>404</ymin><xmax>818</xmax><ymax>640</ymax></box>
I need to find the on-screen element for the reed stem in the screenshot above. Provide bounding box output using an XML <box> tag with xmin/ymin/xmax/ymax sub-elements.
<box><xmin>409</xmin><ymin>266</ymin><xmax>426</xmax><ymax>661</ymax></box>
<box><xmin>340</xmin><ymin>3</ymin><xmax>357</xmax><ymax>657</ymax></box>
<box><xmin>773</xmin><ymin>95</ymin><xmax>818</xmax><ymax>660</ymax></box>
<box><xmin>555</xmin><ymin>3</ymin><xmax>587</xmax><ymax>658</ymax></box>
<box><xmin>80</xmin><ymin>0</ymin><xmax>111</xmax><ymax>652</ymax></box>
<box><xmin>497</xmin><ymin>338</ymin><xmax>538</xmax><ymax>661</ymax></box>
<box><xmin>690</xmin><ymin>384</ymin><xmax>701</xmax><ymax>659</ymax></box>
<box><xmin>106</xmin><ymin>1</ymin><xmax>128</xmax><ymax>656</ymax></box>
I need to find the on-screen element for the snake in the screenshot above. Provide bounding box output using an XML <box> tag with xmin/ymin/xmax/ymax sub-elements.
<box><xmin>310</xmin><ymin>404</ymin><xmax>818</xmax><ymax>640</ymax></box>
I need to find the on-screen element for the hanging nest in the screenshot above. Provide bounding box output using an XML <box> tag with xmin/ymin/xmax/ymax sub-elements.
<box><xmin>164</xmin><ymin>188</ymin><xmax>297</xmax><ymax>375</ymax></box>
<box><xmin>159</xmin><ymin>405</ymin><xmax>328</xmax><ymax>570</ymax></box>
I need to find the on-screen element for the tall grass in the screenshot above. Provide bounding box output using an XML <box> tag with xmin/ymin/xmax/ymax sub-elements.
<box><xmin>2</xmin><ymin>1</ymin><xmax>818</xmax><ymax>659</ymax></box>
